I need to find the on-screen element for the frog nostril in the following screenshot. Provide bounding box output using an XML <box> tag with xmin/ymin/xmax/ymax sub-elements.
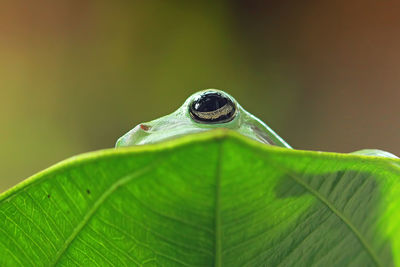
<box><xmin>189</xmin><ymin>91</ymin><xmax>237</xmax><ymax>123</ymax></box>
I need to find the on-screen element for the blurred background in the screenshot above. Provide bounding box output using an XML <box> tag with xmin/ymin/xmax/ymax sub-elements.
<box><xmin>1</xmin><ymin>0</ymin><xmax>400</xmax><ymax>191</ymax></box>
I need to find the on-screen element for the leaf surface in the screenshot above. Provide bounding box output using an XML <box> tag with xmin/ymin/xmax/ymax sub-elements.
<box><xmin>1</xmin><ymin>129</ymin><xmax>400</xmax><ymax>266</ymax></box>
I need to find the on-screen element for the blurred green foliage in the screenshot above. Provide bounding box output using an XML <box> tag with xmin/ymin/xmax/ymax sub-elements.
<box><xmin>1</xmin><ymin>1</ymin><xmax>400</xmax><ymax>191</ymax></box>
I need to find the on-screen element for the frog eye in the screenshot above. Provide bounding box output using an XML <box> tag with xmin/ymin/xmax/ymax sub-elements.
<box><xmin>189</xmin><ymin>91</ymin><xmax>237</xmax><ymax>123</ymax></box>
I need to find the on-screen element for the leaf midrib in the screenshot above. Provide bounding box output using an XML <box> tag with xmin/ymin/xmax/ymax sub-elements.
<box><xmin>214</xmin><ymin>141</ymin><xmax>223</xmax><ymax>267</ymax></box>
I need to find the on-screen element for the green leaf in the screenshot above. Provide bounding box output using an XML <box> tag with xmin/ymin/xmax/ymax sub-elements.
<box><xmin>1</xmin><ymin>129</ymin><xmax>400</xmax><ymax>266</ymax></box>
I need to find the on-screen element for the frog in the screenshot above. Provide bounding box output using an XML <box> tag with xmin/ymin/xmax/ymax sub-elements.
<box><xmin>116</xmin><ymin>89</ymin><xmax>397</xmax><ymax>158</ymax></box>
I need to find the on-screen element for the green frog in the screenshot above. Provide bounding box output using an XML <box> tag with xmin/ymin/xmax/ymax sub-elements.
<box><xmin>116</xmin><ymin>89</ymin><xmax>397</xmax><ymax>158</ymax></box>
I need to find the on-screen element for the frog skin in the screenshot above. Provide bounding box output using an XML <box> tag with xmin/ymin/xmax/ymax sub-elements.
<box><xmin>116</xmin><ymin>89</ymin><xmax>397</xmax><ymax>158</ymax></box>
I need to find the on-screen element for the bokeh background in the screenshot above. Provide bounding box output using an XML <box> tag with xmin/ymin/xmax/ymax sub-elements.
<box><xmin>1</xmin><ymin>1</ymin><xmax>400</xmax><ymax>192</ymax></box>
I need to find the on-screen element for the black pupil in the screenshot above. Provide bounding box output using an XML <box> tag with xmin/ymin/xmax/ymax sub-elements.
<box><xmin>190</xmin><ymin>92</ymin><xmax>236</xmax><ymax>123</ymax></box>
<box><xmin>193</xmin><ymin>93</ymin><xmax>228</xmax><ymax>112</ymax></box>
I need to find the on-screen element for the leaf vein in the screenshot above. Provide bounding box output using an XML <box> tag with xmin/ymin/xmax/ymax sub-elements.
<box><xmin>270</xmin><ymin>161</ymin><xmax>383</xmax><ymax>267</ymax></box>
<box><xmin>52</xmin><ymin>164</ymin><xmax>154</xmax><ymax>265</ymax></box>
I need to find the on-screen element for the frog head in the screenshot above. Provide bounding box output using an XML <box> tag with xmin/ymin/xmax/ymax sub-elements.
<box><xmin>116</xmin><ymin>89</ymin><xmax>291</xmax><ymax>148</ymax></box>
